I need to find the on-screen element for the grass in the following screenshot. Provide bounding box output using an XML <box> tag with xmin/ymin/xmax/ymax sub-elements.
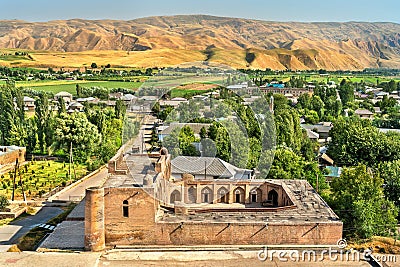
<box><xmin>0</xmin><ymin>49</ymin><xmax>206</xmax><ymax>69</ymax></box>
<box><xmin>260</xmin><ymin>74</ymin><xmax>400</xmax><ymax>85</ymax></box>
<box><xmin>170</xmin><ymin>82</ymin><xmax>219</xmax><ymax>98</ymax></box>
<box><xmin>171</xmin><ymin>89</ymin><xmax>211</xmax><ymax>98</ymax></box>
<box><xmin>0</xmin><ymin>161</ymin><xmax>88</xmax><ymax>200</ymax></box>
<box><xmin>0</xmin><ymin>218</ymin><xmax>13</xmax><ymax>226</ymax></box>
<box><xmin>16</xmin><ymin>80</ymin><xmax>142</xmax><ymax>95</ymax></box>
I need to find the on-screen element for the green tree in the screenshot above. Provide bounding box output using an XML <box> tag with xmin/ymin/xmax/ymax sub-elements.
<box><xmin>53</xmin><ymin>113</ymin><xmax>101</xmax><ymax>162</ymax></box>
<box><xmin>330</xmin><ymin>164</ymin><xmax>398</xmax><ymax>238</ymax></box>
<box><xmin>0</xmin><ymin>85</ymin><xmax>16</xmax><ymax>145</ymax></box>
<box><xmin>35</xmin><ymin>94</ymin><xmax>51</xmax><ymax>153</ymax></box>
<box><xmin>274</xmin><ymin>108</ymin><xmax>303</xmax><ymax>153</ymax></box>
<box><xmin>328</xmin><ymin>117</ymin><xmax>400</xmax><ymax>166</ymax></box>
<box><xmin>338</xmin><ymin>83</ymin><xmax>354</xmax><ymax>107</ymax></box>
<box><xmin>199</xmin><ymin>126</ymin><xmax>207</xmax><ymax>139</ymax></box>
<box><xmin>57</xmin><ymin>97</ymin><xmax>66</xmax><ymax>115</ymax></box>
<box><xmin>115</xmin><ymin>99</ymin><xmax>126</xmax><ymax>119</ymax></box>
<box><xmin>178</xmin><ymin>126</ymin><xmax>199</xmax><ymax>156</ymax></box>
<box><xmin>378</xmin><ymin>160</ymin><xmax>400</xmax><ymax>214</ymax></box>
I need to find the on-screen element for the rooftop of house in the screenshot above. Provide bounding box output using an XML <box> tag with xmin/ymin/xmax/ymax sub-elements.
<box><xmin>55</xmin><ymin>91</ymin><xmax>72</xmax><ymax>97</ymax></box>
<box><xmin>325</xmin><ymin>166</ymin><xmax>342</xmax><ymax>178</ymax></box>
<box><xmin>159</xmin><ymin>179</ymin><xmax>340</xmax><ymax>224</ymax></box>
<box><xmin>121</xmin><ymin>94</ymin><xmax>137</xmax><ymax>101</ymax></box>
<box><xmin>355</xmin><ymin>109</ymin><xmax>374</xmax><ymax>115</ymax></box>
<box><xmin>300</xmin><ymin>122</ymin><xmax>333</xmax><ymax>133</ymax></box>
<box><xmin>378</xmin><ymin>128</ymin><xmax>400</xmax><ymax>134</ymax></box>
<box><xmin>23</xmin><ymin>96</ymin><xmax>35</xmax><ymax>102</ymax></box>
<box><xmin>171</xmin><ymin>156</ymin><xmax>253</xmax><ymax>180</ymax></box>
<box><xmin>305</xmin><ymin>129</ymin><xmax>319</xmax><ymax>139</ymax></box>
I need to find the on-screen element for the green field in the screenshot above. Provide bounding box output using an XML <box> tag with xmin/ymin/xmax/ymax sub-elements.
<box><xmin>11</xmin><ymin>80</ymin><xmax>143</xmax><ymax>95</ymax></box>
<box><xmin>262</xmin><ymin>74</ymin><xmax>400</xmax><ymax>85</ymax></box>
<box><xmin>0</xmin><ymin>161</ymin><xmax>88</xmax><ymax>200</ymax></box>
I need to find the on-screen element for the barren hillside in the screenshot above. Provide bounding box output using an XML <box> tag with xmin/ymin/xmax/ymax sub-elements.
<box><xmin>1</xmin><ymin>15</ymin><xmax>400</xmax><ymax>70</ymax></box>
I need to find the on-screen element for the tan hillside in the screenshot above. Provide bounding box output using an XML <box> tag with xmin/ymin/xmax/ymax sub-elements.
<box><xmin>1</xmin><ymin>15</ymin><xmax>400</xmax><ymax>70</ymax></box>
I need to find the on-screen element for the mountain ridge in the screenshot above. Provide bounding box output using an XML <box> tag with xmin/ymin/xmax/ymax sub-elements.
<box><xmin>1</xmin><ymin>15</ymin><xmax>400</xmax><ymax>70</ymax></box>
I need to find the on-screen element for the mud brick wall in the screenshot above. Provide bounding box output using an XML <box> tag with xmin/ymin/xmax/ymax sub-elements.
<box><xmin>0</xmin><ymin>148</ymin><xmax>26</xmax><ymax>165</ymax></box>
<box><xmin>96</xmin><ymin>187</ymin><xmax>342</xmax><ymax>247</ymax></box>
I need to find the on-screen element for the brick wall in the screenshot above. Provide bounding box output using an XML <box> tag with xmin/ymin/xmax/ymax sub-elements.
<box><xmin>99</xmin><ymin>187</ymin><xmax>342</xmax><ymax>247</ymax></box>
<box><xmin>0</xmin><ymin>148</ymin><xmax>25</xmax><ymax>165</ymax></box>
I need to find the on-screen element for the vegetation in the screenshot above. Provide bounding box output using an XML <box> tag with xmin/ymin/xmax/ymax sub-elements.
<box><xmin>0</xmin><ymin>194</ymin><xmax>9</xmax><ymax>211</ymax></box>
<box><xmin>0</xmin><ymin>161</ymin><xmax>87</xmax><ymax>199</ymax></box>
<box><xmin>329</xmin><ymin>164</ymin><xmax>398</xmax><ymax>239</ymax></box>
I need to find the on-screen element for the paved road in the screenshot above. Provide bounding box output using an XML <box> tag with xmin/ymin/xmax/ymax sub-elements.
<box><xmin>0</xmin><ymin>206</ymin><xmax>63</xmax><ymax>245</ymax></box>
<box><xmin>52</xmin><ymin>167</ymin><xmax>109</xmax><ymax>202</ymax></box>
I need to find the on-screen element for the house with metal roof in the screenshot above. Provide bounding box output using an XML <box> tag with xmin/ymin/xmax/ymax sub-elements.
<box><xmin>171</xmin><ymin>156</ymin><xmax>253</xmax><ymax>180</ymax></box>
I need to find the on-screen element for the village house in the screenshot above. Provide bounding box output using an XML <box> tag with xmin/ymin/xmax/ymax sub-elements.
<box><xmin>68</xmin><ymin>102</ymin><xmax>85</xmax><ymax>112</ymax></box>
<box><xmin>171</xmin><ymin>156</ymin><xmax>253</xmax><ymax>180</ymax></box>
<box><xmin>54</xmin><ymin>91</ymin><xmax>73</xmax><ymax>103</ymax></box>
<box><xmin>301</xmin><ymin>122</ymin><xmax>333</xmax><ymax>143</ymax></box>
<box><xmin>23</xmin><ymin>96</ymin><xmax>35</xmax><ymax>111</ymax></box>
<box><xmin>355</xmin><ymin>108</ymin><xmax>374</xmax><ymax>119</ymax></box>
<box><xmin>159</xmin><ymin>97</ymin><xmax>189</xmax><ymax>109</ymax></box>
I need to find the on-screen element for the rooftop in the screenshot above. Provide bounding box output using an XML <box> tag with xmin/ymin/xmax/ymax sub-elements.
<box><xmin>159</xmin><ymin>179</ymin><xmax>340</xmax><ymax>224</ymax></box>
<box><xmin>171</xmin><ymin>156</ymin><xmax>252</xmax><ymax>180</ymax></box>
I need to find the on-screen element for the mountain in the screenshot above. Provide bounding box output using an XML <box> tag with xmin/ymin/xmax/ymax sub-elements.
<box><xmin>1</xmin><ymin>15</ymin><xmax>400</xmax><ymax>70</ymax></box>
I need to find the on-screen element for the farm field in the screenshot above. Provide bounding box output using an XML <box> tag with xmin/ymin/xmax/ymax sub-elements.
<box><xmin>261</xmin><ymin>74</ymin><xmax>400</xmax><ymax>85</ymax></box>
<box><xmin>0</xmin><ymin>49</ymin><xmax>205</xmax><ymax>69</ymax></box>
<box><xmin>171</xmin><ymin>83</ymin><xmax>219</xmax><ymax>98</ymax></box>
<box><xmin>0</xmin><ymin>160</ymin><xmax>88</xmax><ymax>200</ymax></box>
<box><xmin>0</xmin><ymin>80</ymin><xmax>143</xmax><ymax>95</ymax></box>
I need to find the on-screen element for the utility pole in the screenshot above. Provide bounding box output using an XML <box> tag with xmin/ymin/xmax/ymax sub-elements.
<box><xmin>19</xmin><ymin>166</ymin><xmax>26</xmax><ymax>202</ymax></box>
<box><xmin>11</xmin><ymin>159</ymin><xmax>18</xmax><ymax>201</ymax></box>
<box><xmin>71</xmin><ymin>143</ymin><xmax>76</xmax><ymax>182</ymax></box>
<box><xmin>69</xmin><ymin>142</ymin><xmax>72</xmax><ymax>183</ymax></box>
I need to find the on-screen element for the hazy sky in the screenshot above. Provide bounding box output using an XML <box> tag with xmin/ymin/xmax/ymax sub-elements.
<box><xmin>1</xmin><ymin>0</ymin><xmax>400</xmax><ymax>23</ymax></box>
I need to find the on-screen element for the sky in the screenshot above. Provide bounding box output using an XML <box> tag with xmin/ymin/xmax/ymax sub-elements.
<box><xmin>1</xmin><ymin>0</ymin><xmax>400</xmax><ymax>23</ymax></box>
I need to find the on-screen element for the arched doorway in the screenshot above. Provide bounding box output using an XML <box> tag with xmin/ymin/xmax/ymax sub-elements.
<box><xmin>250</xmin><ymin>188</ymin><xmax>262</xmax><ymax>203</ymax></box>
<box><xmin>217</xmin><ymin>187</ymin><xmax>229</xmax><ymax>203</ymax></box>
<box><xmin>170</xmin><ymin>190</ymin><xmax>181</xmax><ymax>203</ymax></box>
<box><xmin>268</xmin><ymin>189</ymin><xmax>278</xmax><ymax>207</ymax></box>
<box><xmin>201</xmin><ymin>187</ymin><xmax>213</xmax><ymax>203</ymax></box>
<box><xmin>234</xmin><ymin>187</ymin><xmax>245</xmax><ymax>203</ymax></box>
<box><xmin>188</xmin><ymin>186</ymin><xmax>196</xmax><ymax>203</ymax></box>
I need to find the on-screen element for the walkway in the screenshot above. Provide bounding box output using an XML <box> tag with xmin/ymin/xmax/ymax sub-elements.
<box><xmin>0</xmin><ymin>206</ymin><xmax>63</xmax><ymax>245</ymax></box>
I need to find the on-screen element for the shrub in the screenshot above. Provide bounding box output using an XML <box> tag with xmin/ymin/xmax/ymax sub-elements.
<box><xmin>0</xmin><ymin>194</ymin><xmax>9</xmax><ymax>211</ymax></box>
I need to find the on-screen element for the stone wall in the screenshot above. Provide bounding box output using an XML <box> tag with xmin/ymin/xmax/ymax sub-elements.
<box><xmin>0</xmin><ymin>147</ymin><xmax>26</xmax><ymax>166</ymax></box>
<box><xmin>93</xmin><ymin>187</ymin><xmax>342</xmax><ymax>248</ymax></box>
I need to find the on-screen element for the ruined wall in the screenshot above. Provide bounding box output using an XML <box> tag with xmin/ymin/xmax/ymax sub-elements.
<box><xmin>104</xmin><ymin>187</ymin><xmax>159</xmax><ymax>244</ymax></box>
<box><xmin>84</xmin><ymin>187</ymin><xmax>105</xmax><ymax>251</ymax></box>
<box><xmin>0</xmin><ymin>147</ymin><xmax>26</xmax><ymax>165</ymax></box>
<box><xmin>101</xmin><ymin>187</ymin><xmax>342</xmax><ymax>247</ymax></box>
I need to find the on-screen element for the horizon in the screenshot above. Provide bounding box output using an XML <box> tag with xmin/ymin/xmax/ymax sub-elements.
<box><xmin>1</xmin><ymin>14</ymin><xmax>400</xmax><ymax>24</ymax></box>
<box><xmin>1</xmin><ymin>0</ymin><xmax>400</xmax><ymax>23</ymax></box>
